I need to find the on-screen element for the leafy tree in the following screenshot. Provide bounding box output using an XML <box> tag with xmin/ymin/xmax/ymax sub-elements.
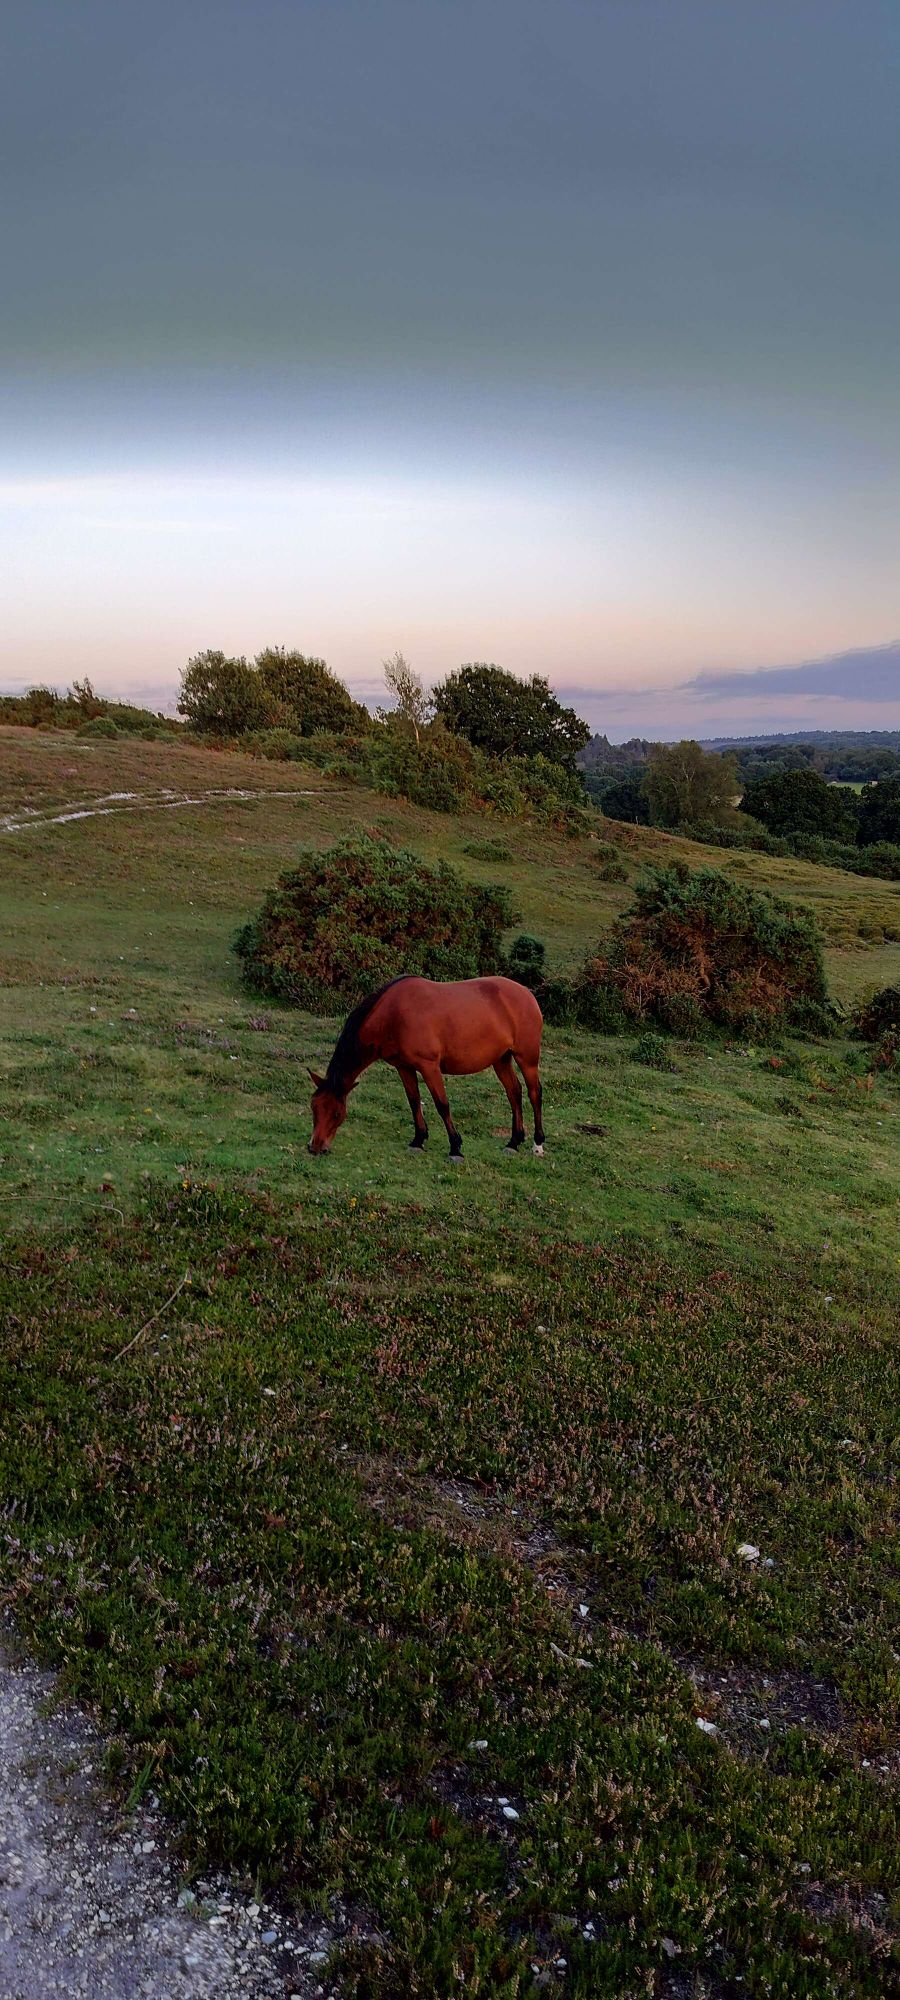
<box><xmin>740</xmin><ymin>767</ymin><xmax>859</xmax><ymax>841</ymax></box>
<box><xmin>178</xmin><ymin>651</ymin><xmax>271</xmax><ymax>735</ymax></box>
<box><xmin>857</xmin><ymin>774</ymin><xmax>900</xmax><ymax>847</ymax></box>
<box><xmin>378</xmin><ymin>651</ymin><xmax>431</xmax><ymax>745</ymax></box>
<box><xmin>433</xmin><ymin>664</ymin><xmax>590</xmax><ymax>770</ymax></box>
<box><xmin>642</xmin><ymin>741</ymin><xmax>738</xmax><ymax>828</ymax></box>
<box><xmin>255</xmin><ymin>647</ymin><xmax>368</xmax><ymax>736</ymax></box>
<box><xmin>234</xmin><ymin>834</ymin><xmax>512</xmax><ymax>1010</ymax></box>
<box><xmin>590</xmin><ymin>771</ymin><xmax>650</xmax><ymax>823</ymax></box>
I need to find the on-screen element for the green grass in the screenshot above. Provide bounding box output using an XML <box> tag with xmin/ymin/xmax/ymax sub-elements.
<box><xmin>1</xmin><ymin>726</ymin><xmax>899</xmax><ymax>1996</ymax></box>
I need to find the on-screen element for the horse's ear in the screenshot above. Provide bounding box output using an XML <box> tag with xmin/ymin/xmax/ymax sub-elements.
<box><xmin>309</xmin><ymin>1068</ymin><xmax>326</xmax><ymax>1089</ymax></box>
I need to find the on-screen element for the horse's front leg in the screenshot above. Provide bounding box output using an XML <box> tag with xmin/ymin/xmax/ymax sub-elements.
<box><xmin>396</xmin><ymin>1062</ymin><xmax>428</xmax><ymax>1149</ymax></box>
<box><xmin>419</xmin><ymin>1062</ymin><xmax>463</xmax><ymax>1160</ymax></box>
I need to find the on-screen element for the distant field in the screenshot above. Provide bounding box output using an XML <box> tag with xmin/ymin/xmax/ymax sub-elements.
<box><xmin>1</xmin><ymin>726</ymin><xmax>898</xmax><ymax>1997</ymax></box>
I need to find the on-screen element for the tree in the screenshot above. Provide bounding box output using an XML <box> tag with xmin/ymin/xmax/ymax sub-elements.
<box><xmin>379</xmin><ymin>651</ymin><xmax>431</xmax><ymax>745</ymax></box>
<box><xmin>642</xmin><ymin>741</ymin><xmax>737</xmax><ymax>828</ymax></box>
<box><xmin>255</xmin><ymin>647</ymin><xmax>368</xmax><ymax>735</ymax></box>
<box><xmin>433</xmin><ymin>664</ymin><xmax>590</xmax><ymax>770</ymax></box>
<box><xmin>178</xmin><ymin>651</ymin><xmax>271</xmax><ymax>735</ymax></box>
<box><xmin>68</xmin><ymin>677</ymin><xmax>105</xmax><ymax>718</ymax></box>
<box><xmin>857</xmin><ymin>775</ymin><xmax>900</xmax><ymax>847</ymax></box>
<box><xmin>740</xmin><ymin>767</ymin><xmax>859</xmax><ymax>841</ymax></box>
<box><xmin>586</xmin><ymin>770</ymin><xmax>650</xmax><ymax>823</ymax></box>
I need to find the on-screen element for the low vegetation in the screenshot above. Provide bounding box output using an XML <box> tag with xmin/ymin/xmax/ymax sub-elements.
<box><xmin>1</xmin><ymin>724</ymin><xmax>898</xmax><ymax>1996</ymax></box>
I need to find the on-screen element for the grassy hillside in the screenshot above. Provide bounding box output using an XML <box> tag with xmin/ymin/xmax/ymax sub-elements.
<box><xmin>1</xmin><ymin>726</ymin><xmax>898</xmax><ymax>1996</ymax></box>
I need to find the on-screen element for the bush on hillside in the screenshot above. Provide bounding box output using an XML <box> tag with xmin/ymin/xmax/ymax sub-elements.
<box><xmin>576</xmin><ymin>863</ymin><xmax>832</xmax><ymax>1039</ymax></box>
<box><xmin>463</xmin><ymin>838</ymin><xmax>513</xmax><ymax>862</ymax></box>
<box><xmin>592</xmin><ymin>842</ymin><xmax>629</xmax><ymax>883</ymax></box>
<box><xmin>78</xmin><ymin>715</ymin><xmax>119</xmax><ymax>738</ymax></box>
<box><xmin>234</xmin><ymin>834</ymin><xmax>513</xmax><ymax>1011</ymax></box>
<box><xmin>505</xmin><ymin>934</ymin><xmax>546</xmax><ymax>990</ymax></box>
<box><xmin>851</xmin><ymin>985</ymin><xmax>899</xmax><ymax>1043</ymax></box>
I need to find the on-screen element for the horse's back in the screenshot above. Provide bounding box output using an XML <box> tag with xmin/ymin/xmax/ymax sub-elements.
<box><xmin>366</xmin><ymin>975</ymin><xmax>542</xmax><ymax>1072</ymax></box>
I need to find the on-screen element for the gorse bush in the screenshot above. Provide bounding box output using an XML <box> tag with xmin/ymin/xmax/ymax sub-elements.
<box><xmin>577</xmin><ymin>863</ymin><xmax>832</xmax><ymax>1039</ymax></box>
<box><xmin>505</xmin><ymin>934</ymin><xmax>546</xmax><ymax>990</ymax></box>
<box><xmin>234</xmin><ymin>834</ymin><xmax>513</xmax><ymax>1011</ymax></box>
<box><xmin>851</xmin><ymin>985</ymin><xmax>899</xmax><ymax>1043</ymax></box>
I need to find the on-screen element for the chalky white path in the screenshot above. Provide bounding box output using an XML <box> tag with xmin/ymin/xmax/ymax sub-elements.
<box><xmin>0</xmin><ymin>1643</ymin><xmax>343</xmax><ymax>1999</ymax></box>
<box><xmin>0</xmin><ymin>789</ymin><xmax>319</xmax><ymax>835</ymax></box>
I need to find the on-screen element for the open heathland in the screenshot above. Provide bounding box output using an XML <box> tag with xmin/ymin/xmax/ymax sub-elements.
<box><xmin>1</xmin><ymin>725</ymin><xmax>898</xmax><ymax>1997</ymax></box>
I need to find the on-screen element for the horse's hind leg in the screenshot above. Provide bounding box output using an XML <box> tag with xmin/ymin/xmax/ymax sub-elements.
<box><xmin>494</xmin><ymin>1053</ymin><xmax>525</xmax><ymax>1151</ymax></box>
<box><xmin>517</xmin><ymin>1058</ymin><xmax>545</xmax><ymax>1155</ymax></box>
<box><xmin>396</xmin><ymin>1063</ymin><xmax>428</xmax><ymax>1149</ymax></box>
<box><xmin>420</xmin><ymin>1062</ymin><xmax>463</xmax><ymax>1160</ymax></box>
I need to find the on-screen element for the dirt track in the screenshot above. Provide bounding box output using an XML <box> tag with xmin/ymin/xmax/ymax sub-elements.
<box><xmin>0</xmin><ymin>1641</ymin><xmax>348</xmax><ymax>1999</ymax></box>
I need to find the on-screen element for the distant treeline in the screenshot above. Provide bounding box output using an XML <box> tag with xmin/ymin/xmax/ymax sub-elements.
<box><xmin>580</xmin><ymin>728</ymin><xmax>900</xmax><ymax>787</ymax></box>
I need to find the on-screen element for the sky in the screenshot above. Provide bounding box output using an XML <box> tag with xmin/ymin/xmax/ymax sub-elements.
<box><xmin>2</xmin><ymin>0</ymin><xmax>898</xmax><ymax>739</ymax></box>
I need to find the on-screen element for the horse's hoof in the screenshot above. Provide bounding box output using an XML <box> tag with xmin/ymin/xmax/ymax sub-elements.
<box><xmin>503</xmin><ymin>1143</ymin><xmax>521</xmax><ymax>1155</ymax></box>
<box><xmin>449</xmin><ymin>1153</ymin><xmax>464</xmax><ymax>1165</ymax></box>
<box><xmin>533</xmin><ymin>1143</ymin><xmax>544</xmax><ymax>1157</ymax></box>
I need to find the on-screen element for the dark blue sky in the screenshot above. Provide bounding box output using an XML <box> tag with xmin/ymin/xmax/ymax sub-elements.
<box><xmin>3</xmin><ymin>0</ymin><xmax>898</xmax><ymax>730</ymax></box>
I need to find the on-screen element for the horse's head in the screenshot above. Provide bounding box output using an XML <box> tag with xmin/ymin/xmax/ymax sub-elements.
<box><xmin>308</xmin><ymin>1070</ymin><xmax>347</xmax><ymax>1154</ymax></box>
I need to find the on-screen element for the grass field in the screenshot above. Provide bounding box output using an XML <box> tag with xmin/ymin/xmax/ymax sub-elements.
<box><xmin>1</xmin><ymin>726</ymin><xmax>898</xmax><ymax>1997</ymax></box>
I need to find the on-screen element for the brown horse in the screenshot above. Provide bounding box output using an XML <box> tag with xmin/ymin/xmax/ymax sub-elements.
<box><xmin>308</xmin><ymin>974</ymin><xmax>544</xmax><ymax>1159</ymax></box>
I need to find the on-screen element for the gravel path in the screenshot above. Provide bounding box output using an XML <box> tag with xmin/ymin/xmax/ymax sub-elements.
<box><xmin>0</xmin><ymin>1641</ymin><xmax>362</xmax><ymax>2000</ymax></box>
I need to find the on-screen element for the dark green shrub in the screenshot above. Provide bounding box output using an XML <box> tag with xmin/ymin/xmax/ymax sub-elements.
<box><xmin>574</xmin><ymin>978</ymin><xmax>627</xmax><ymax>1033</ymax></box>
<box><xmin>234</xmin><ymin>834</ymin><xmax>513</xmax><ymax>1011</ymax></box>
<box><xmin>505</xmin><ymin>934</ymin><xmax>546</xmax><ymax>990</ymax></box>
<box><xmin>852</xmin><ymin>985</ymin><xmax>900</xmax><ymax>1042</ymax></box>
<box><xmin>592</xmin><ymin>843</ymin><xmax>628</xmax><ymax>883</ymax></box>
<box><xmin>78</xmin><ymin>715</ymin><xmax>119</xmax><ymax>738</ymax></box>
<box><xmin>245</xmin><ymin>728</ymin><xmax>313</xmax><ymax>762</ymax></box>
<box><xmin>578</xmin><ymin>863</ymin><xmax>832</xmax><ymax>1039</ymax></box>
<box><xmin>688</xmin><ymin>818</ymin><xmax>789</xmax><ymax>857</ymax></box>
<box><xmin>534</xmin><ymin>976</ymin><xmax>578</xmax><ymax>1027</ymax></box>
<box><xmin>842</xmin><ymin>841</ymin><xmax>900</xmax><ymax>881</ymax></box>
<box><xmin>462</xmin><ymin>838</ymin><xmax>513</xmax><ymax>863</ymax></box>
<box><xmin>631</xmin><ymin>1030</ymin><xmax>677</xmax><ymax>1071</ymax></box>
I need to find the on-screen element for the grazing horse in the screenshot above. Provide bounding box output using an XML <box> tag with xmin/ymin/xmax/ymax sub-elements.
<box><xmin>308</xmin><ymin>974</ymin><xmax>545</xmax><ymax>1160</ymax></box>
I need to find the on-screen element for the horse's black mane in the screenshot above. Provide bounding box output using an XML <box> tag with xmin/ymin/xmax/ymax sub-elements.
<box><xmin>324</xmin><ymin>975</ymin><xmax>414</xmax><ymax>1096</ymax></box>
